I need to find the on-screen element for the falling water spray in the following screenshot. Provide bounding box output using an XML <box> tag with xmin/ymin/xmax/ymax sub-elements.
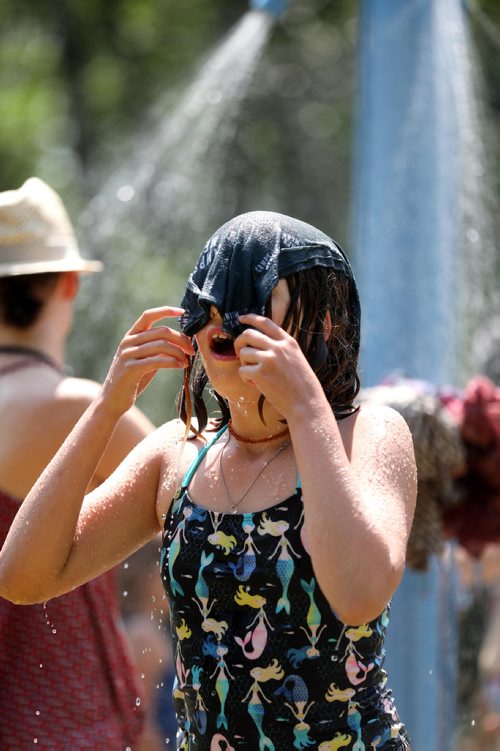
<box><xmin>353</xmin><ymin>1</ymin><xmax>497</xmax><ymax>749</ymax></box>
<box><xmin>73</xmin><ymin>7</ymin><xmax>278</xmax><ymax>410</ymax></box>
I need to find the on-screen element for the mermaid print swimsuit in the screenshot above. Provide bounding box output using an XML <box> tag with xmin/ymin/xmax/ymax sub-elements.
<box><xmin>161</xmin><ymin>426</ymin><xmax>410</xmax><ymax>750</ymax></box>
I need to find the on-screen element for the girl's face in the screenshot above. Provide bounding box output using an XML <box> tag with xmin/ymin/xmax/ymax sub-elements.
<box><xmin>194</xmin><ymin>279</ymin><xmax>291</xmax><ymax>402</ymax></box>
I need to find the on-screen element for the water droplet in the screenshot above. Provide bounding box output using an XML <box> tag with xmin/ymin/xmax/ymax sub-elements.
<box><xmin>52</xmin><ymin>628</ymin><xmax>57</xmax><ymax>634</ymax></box>
<box><xmin>123</xmin><ymin>591</ymin><xmax>128</xmax><ymax>598</ymax></box>
<box><xmin>33</xmin><ymin>739</ymin><xmax>38</xmax><ymax>744</ymax></box>
<box><xmin>135</xmin><ymin>697</ymin><xmax>141</xmax><ymax>707</ymax></box>
<box><xmin>123</xmin><ymin>562</ymin><xmax>129</xmax><ymax>570</ymax></box>
<box><xmin>117</xmin><ymin>185</ymin><xmax>135</xmax><ymax>203</ymax></box>
<box><xmin>35</xmin><ymin>710</ymin><xmax>40</xmax><ymax>716</ymax></box>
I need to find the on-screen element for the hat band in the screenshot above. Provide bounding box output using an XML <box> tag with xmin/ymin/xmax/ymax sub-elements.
<box><xmin>0</xmin><ymin>237</ymin><xmax>80</xmax><ymax>264</ymax></box>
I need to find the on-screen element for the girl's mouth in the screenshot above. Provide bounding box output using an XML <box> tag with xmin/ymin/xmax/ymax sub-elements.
<box><xmin>209</xmin><ymin>329</ymin><xmax>237</xmax><ymax>359</ymax></box>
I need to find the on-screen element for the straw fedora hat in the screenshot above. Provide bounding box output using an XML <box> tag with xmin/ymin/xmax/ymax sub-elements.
<box><xmin>0</xmin><ymin>177</ymin><xmax>103</xmax><ymax>277</ymax></box>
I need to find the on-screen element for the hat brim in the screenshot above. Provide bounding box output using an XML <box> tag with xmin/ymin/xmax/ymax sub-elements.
<box><xmin>0</xmin><ymin>258</ymin><xmax>103</xmax><ymax>277</ymax></box>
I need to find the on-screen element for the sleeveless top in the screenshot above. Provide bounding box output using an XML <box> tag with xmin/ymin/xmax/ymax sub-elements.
<box><xmin>0</xmin><ymin>489</ymin><xmax>145</xmax><ymax>750</ymax></box>
<box><xmin>0</xmin><ymin>356</ymin><xmax>144</xmax><ymax>748</ymax></box>
<box><xmin>160</xmin><ymin>427</ymin><xmax>411</xmax><ymax>750</ymax></box>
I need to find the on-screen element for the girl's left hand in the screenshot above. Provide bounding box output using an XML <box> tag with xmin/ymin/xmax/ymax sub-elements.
<box><xmin>235</xmin><ymin>313</ymin><xmax>321</xmax><ymax>419</ymax></box>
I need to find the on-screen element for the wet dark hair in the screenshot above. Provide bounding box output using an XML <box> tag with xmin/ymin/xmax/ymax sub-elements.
<box><xmin>177</xmin><ymin>266</ymin><xmax>360</xmax><ymax>434</ymax></box>
<box><xmin>0</xmin><ymin>273</ymin><xmax>60</xmax><ymax>329</ymax></box>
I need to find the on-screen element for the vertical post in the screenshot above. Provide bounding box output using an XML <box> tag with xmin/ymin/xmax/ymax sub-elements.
<box><xmin>352</xmin><ymin>1</ymin><xmax>464</xmax><ymax>748</ymax></box>
<box><xmin>249</xmin><ymin>0</ymin><xmax>288</xmax><ymax>17</ymax></box>
<box><xmin>353</xmin><ymin>0</ymin><xmax>460</xmax><ymax>387</ymax></box>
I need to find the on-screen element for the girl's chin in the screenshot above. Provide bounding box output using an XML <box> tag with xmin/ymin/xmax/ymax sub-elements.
<box><xmin>210</xmin><ymin>375</ymin><xmax>261</xmax><ymax>402</ymax></box>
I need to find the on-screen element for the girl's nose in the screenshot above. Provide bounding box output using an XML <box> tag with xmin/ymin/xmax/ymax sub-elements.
<box><xmin>209</xmin><ymin>305</ymin><xmax>223</xmax><ymax>324</ymax></box>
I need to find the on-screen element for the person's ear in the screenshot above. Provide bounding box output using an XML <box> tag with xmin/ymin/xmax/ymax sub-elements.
<box><xmin>323</xmin><ymin>310</ymin><xmax>333</xmax><ymax>342</ymax></box>
<box><xmin>58</xmin><ymin>271</ymin><xmax>80</xmax><ymax>301</ymax></box>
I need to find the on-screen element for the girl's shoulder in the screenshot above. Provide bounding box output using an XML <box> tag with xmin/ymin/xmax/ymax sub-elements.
<box><xmin>153</xmin><ymin>418</ymin><xmax>218</xmax><ymax>453</ymax></box>
<box><xmin>355</xmin><ymin>402</ymin><xmax>408</xmax><ymax>431</ymax></box>
<box><xmin>342</xmin><ymin>402</ymin><xmax>409</xmax><ymax>434</ymax></box>
<box><xmin>155</xmin><ymin>419</ymin><xmax>215</xmax><ymax>520</ymax></box>
<box><xmin>338</xmin><ymin>403</ymin><xmax>413</xmax><ymax>461</ymax></box>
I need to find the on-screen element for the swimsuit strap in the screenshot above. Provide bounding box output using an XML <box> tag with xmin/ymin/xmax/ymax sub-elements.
<box><xmin>0</xmin><ymin>345</ymin><xmax>66</xmax><ymax>376</ymax></box>
<box><xmin>0</xmin><ymin>358</ymin><xmax>59</xmax><ymax>377</ymax></box>
<box><xmin>180</xmin><ymin>424</ymin><xmax>228</xmax><ymax>490</ymax></box>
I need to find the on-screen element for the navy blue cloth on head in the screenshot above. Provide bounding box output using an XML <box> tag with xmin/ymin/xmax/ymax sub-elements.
<box><xmin>180</xmin><ymin>211</ymin><xmax>360</xmax><ymax>339</ymax></box>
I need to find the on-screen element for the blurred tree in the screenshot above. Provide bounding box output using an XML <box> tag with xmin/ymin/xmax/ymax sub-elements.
<box><xmin>0</xmin><ymin>0</ymin><xmax>498</xmax><ymax>421</ymax></box>
<box><xmin>0</xmin><ymin>0</ymin><xmax>361</xmax><ymax>421</ymax></box>
<box><xmin>0</xmin><ymin>0</ymin><xmax>245</xmax><ymax>193</ymax></box>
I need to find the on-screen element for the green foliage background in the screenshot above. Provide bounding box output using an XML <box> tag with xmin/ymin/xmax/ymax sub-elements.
<box><xmin>1</xmin><ymin>0</ymin><xmax>498</xmax><ymax>422</ymax></box>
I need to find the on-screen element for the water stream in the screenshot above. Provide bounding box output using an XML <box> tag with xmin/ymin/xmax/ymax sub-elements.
<box><xmin>354</xmin><ymin>1</ymin><xmax>498</xmax><ymax>749</ymax></box>
<box><xmin>353</xmin><ymin>0</ymin><xmax>496</xmax><ymax>389</ymax></box>
<box><xmin>82</xmin><ymin>10</ymin><xmax>273</xmax><ymax>253</ymax></box>
<box><xmin>446</xmin><ymin>0</ymin><xmax>498</xmax><ymax>383</ymax></box>
<box><xmin>72</xmin><ymin>10</ymin><xmax>273</xmax><ymax>409</ymax></box>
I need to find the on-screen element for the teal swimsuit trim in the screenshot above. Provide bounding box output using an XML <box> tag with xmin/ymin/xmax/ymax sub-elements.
<box><xmin>178</xmin><ymin>423</ymin><xmax>302</xmax><ymax>498</ymax></box>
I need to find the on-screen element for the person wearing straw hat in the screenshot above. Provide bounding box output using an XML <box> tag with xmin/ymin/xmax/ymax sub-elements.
<box><xmin>0</xmin><ymin>177</ymin><xmax>155</xmax><ymax>750</ymax></box>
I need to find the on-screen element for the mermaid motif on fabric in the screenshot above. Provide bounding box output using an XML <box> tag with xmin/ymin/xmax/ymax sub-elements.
<box><xmin>161</xmin><ymin>428</ymin><xmax>411</xmax><ymax>750</ymax></box>
<box><xmin>287</xmin><ymin>578</ymin><xmax>326</xmax><ymax>668</ymax></box>
<box><xmin>204</xmin><ymin>638</ymin><xmax>233</xmax><ymax>731</ymax></box>
<box><xmin>243</xmin><ymin>660</ymin><xmax>284</xmax><ymax>750</ymax></box>
<box><xmin>161</xmin><ymin>503</ymin><xmax>207</xmax><ymax>597</ymax></box>
<box><xmin>193</xmin><ymin>549</ymin><xmax>216</xmax><ymax>624</ymax></box>
<box><xmin>275</xmin><ymin>674</ymin><xmax>315</xmax><ymax>749</ymax></box>
<box><xmin>232</xmin><ymin>515</ymin><xmax>259</xmax><ymax>581</ymax></box>
<box><xmin>234</xmin><ymin>585</ymin><xmax>273</xmax><ymax>660</ymax></box>
<box><xmin>208</xmin><ymin>511</ymin><xmax>237</xmax><ymax>555</ymax></box>
<box><xmin>258</xmin><ymin>513</ymin><xmax>301</xmax><ymax>614</ymax></box>
<box><xmin>173</xmin><ymin>618</ymin><xmax>192</xmax><ymax>713</ymax></box>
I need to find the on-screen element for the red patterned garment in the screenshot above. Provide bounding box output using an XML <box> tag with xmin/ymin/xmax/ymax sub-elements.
<box><xmin>443</xmin><ymin>376</ymin><xmax>500</xmax><ymax>556</ymax></box>
<box><xmin>0</xmin><ymin>490</ymin><xmax>145</xmax><ymax>750</ymax></box>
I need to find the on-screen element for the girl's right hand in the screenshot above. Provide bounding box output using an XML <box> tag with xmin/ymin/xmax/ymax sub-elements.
<box><xmin>101</xmin><ymin>307</ymin><xmax>194</xmax><ymax>416</ymax></box>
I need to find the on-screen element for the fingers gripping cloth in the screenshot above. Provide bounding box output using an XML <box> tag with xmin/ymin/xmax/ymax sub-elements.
<box><xmin>180</xmin><ymin>211</ymin><xmax>360</xmax><ymax>340</ymax></box>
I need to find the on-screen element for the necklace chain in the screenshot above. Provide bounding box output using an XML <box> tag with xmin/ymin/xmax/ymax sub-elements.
<box><xmin>219</xmin><ymin>432</ymin><xmax>290</xmax><ymax>514</ymax></box>
<box><xmin>228</xmin><ymin>419</ymin><xmax>289</xmax><ymax>444</ymax></box>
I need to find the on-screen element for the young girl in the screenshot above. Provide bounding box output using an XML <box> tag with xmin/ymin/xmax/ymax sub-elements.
<box><xmin>0</xmin><ymin>211</ymin><xmax>416</xmax><ymax>749</ymax></box>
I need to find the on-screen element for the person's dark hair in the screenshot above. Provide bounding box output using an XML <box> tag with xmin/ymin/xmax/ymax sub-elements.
<box><xmin>0</xmin><ymin>273</ymin><xmax>60</xmax><ymax>328</ymax></box>
<box><xmin>177</xmin><ymin>266</ymin><xmax>360</xmax><ymax>433</ymax></box>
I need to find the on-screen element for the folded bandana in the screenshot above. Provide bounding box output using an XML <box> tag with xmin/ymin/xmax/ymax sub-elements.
<box><xmin>180</xmin><ymin>211</ymin><xmax>360</xmax><ymax>339</ymax></box>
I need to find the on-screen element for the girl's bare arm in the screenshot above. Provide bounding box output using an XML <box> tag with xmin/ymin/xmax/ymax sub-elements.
<box><xmin>0</xmin><ymin>307</ymin><xmax>194</xmax><ymax>604</ymax></box>
<box><xmin>237</xmin><ymin>313</ymin><xmax>417</xmax><ymax>625</ymax></box>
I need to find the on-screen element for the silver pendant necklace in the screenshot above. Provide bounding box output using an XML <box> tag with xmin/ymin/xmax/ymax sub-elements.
<box><xmin>219</xmin><ymin>432</ymin><xmax>290</xmax><ymax>514</ymax></box>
